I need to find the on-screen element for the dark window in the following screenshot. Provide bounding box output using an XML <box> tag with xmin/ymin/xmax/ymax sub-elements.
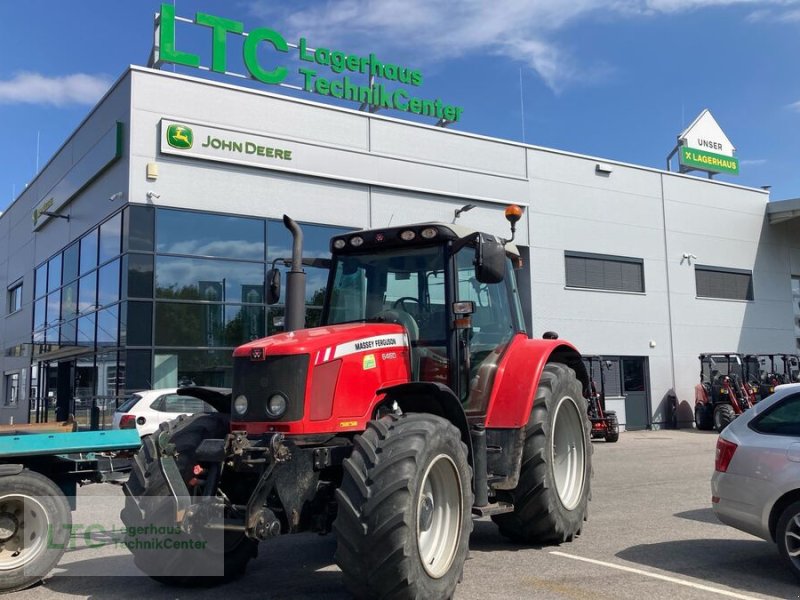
<box><xmin>99</xmin><ymin>212</ymin><xmax>122</xmax><ymax>264</ymax></box>
<box><xmin>695</xmin><ymin>266</ymin><xmax>753</xmax><ymax>301</ymax></box>
<box><xmin>7</xmin><ymin>283</ymin><xmax>22</xmax><ymax>314</ymax></box>
<box><xmin>80</xmin><ymin>230</ymin><xmax>98</xmax><ymax>275</ymax></box>
<box><xmin>97</xmin><ymin>304</ymin><xmax>120</xmax><ymax>346</ymax></box>
<box><xmin>152</xmin><ymin>349</ymin><xmax>233</xmax><ymax>388</ymax></box>
<box><xmin>151</xmin><ymin>394</ymin><xmax>212</xmax><ymax>414</ymax></box>
<box><xmin>122</xmin><ymin>350</ymin><xmax>152</xmax><ymax>392</ymax></box>
<box><xmin>4</xmin><ymin>373</ymin><xmax>19</xmax><ymax>406</ymax></box>
<box><xmin>125</xmin><ymin>254</ymin><xmax>154</xmax><ymax>299</ymax></box>
<box><xmin>62</xmin><ymin>243</ymin><xmax>79</xmax><ymax>285</ymax></box>
<box><xmin>154</xmin><ymin>302</ymin><xmax>225</xmax><ymax>347</ymax></box>
<box><xmin>35</xmin><ymin>264</ymin><xmax>47</xmax><ymax>299</ymax></box>
<box><xmin>98</xmin><ymin>259</ymin><xmax>120</xmax><ymax>307</ymax></box>
<box><xmin>125</xmin><ymin>205</ymin><xmax>155</xmax><ymax>252</ymax></box>
<box><xmin>156</xmin><ymin>209</ymin><xmax>265</xmax><ymax>260</ymax></box>
<box><xmin>751</xmin><ymin>394</ymin><xmax>800</xmax><ymax>436</ymax></box>
<box><xmin>122</xmin><ymin>302</ymin><xmax>153</xmax><ymax>347</ymax></box>
<box><xmin>47</xmin><ymin>254</ymin><xmax>62</xmax><ymax>292</ymax></box>
<box><xmin>565</xmin><ymin>252</ymin><xmax>644</xmax><ymax>293</ymax></box>
<box><xmin>155</xmin><ymin>256</ymin><xmax>264</xmax><ymax>302</ymax></box>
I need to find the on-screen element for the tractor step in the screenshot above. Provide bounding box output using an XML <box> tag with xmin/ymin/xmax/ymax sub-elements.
<box><xmin>472</xmin><ymin>501</ymin><xmax>514</xmax><ymax>517</ymax></box>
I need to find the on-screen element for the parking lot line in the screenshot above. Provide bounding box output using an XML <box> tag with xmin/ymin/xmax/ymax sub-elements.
<box><xmin>550</xmin><ymin>551</ymin><xmax>764</xmax><ymax>600</ymax></box>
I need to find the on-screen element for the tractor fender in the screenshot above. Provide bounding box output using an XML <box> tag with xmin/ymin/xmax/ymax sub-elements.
<box><xmin>0</xmin><ymin>464</ymin><xmax>24</xmax><ymax>477</ymax></box>
<box><xmin>375</xmin><ymin>382</ymin><xmax>473</xmax><ymax>467</ymax></box>
<box><xmin>485</xmin><ymin>338</ymin><xmax>588</xmax><ymax>429</ymax></box>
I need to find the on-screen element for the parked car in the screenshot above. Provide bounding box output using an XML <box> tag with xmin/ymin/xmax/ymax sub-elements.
<box><xmin>112</xmin><ymin>388</ymin><xmax>215</xmax><ymax>437</ymax></box>
<box><xmin>711</xmin><ymin>383</ymin><xmax>800</xmax><ymax>581</ymax></box>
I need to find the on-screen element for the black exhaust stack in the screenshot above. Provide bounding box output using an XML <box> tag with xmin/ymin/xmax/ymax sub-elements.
<box><xmin>283</xmin><ymin>215</ymin><xmax>306</xmax><ymax>332</ymax></box>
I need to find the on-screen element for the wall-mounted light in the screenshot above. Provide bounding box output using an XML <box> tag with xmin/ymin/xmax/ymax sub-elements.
<box><xmin>681</xmin><ymin>252</ymin><xmax>697</xmax><ymax>265</ymax></box>
<box><xmin>454</xmin><ymin>203</ymin><xmax>476</xmax><ymax>221</ymax></box>
<box><xmin>109</xmin><ymin>192</ymin><xmax>124</xmax><ymax>202</ymax></box>
<box><xmin>595</xmin><ymin>163</ymin><xmax>614</xmax><ymax>175</ymax></box>
<box><xmin>146</xmin><ymin>190</ymin><xmax>161</xmax><ymax>200</ymax></box>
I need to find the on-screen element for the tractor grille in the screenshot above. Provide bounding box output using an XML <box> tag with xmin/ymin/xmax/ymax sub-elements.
<box><xmin>232</xmin><ymin>354</ymin><xmax>309</xmax><ymax>422</ymax></box>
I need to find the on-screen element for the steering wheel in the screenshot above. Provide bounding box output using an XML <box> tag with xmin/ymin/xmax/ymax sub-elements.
<box><xmin>393</xmin><ymin>296</ymin><xmax>424</xmax><ymax>317</ymax></box>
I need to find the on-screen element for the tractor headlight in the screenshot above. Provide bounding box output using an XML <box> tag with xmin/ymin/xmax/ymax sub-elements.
<box><xmin>266</xmin><ymin>393</ymin><xmax>288</xmax><ymax>418</ymax></box>
<box><xmin>234</xmin><ymin>394</ymin><xmax>248</xmax><ymax>415</ymax></box>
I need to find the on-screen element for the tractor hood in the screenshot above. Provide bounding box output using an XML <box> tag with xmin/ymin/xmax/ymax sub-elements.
<box><xmin>233</xmin><ymin>322</ymin><xmax>409</xmax><ymax>364</ymax></box>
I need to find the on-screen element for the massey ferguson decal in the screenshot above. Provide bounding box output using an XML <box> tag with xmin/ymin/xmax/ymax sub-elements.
<box><xmin>313</xmin><ymin>334</ymin><xmax>408</xmax><ymax>365</ymax></box>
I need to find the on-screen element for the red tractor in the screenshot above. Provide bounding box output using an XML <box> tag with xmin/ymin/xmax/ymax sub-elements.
<box><xmin>121</xmin><ymin>209</ymin><xmax>592</xmax><ymax>599</ymax></box>
<box><xmin>694</xmin><ymin>353</ymin><xmax>756</xmax><ymax>432</ymax></box>
<box><xmin>582</xmin><ymin>356</ymin><xmax>619</xmax><ymax>443</ymax></box>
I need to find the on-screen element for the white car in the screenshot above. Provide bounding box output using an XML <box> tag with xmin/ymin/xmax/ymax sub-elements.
<box><xmin>112</xmin><ymin>388</ymin><xmax>215</xmax><ymax>437</ymax></box>
<box><xmin>711</xmin><ymin>382</ymin><xmax>800</xmax><ymax>581</ymax></box>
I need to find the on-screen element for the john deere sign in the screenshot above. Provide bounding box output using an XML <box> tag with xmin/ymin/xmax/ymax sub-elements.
<box><xmin>156</xmin><ymin>4</ymin><xmax>464</xmax><ymax>123</ymax></box>
<box><xmin>166</xmin><ymin>124</ymin><xmax>193</xmax><ymax>149</ymax></box>
<box><xmin>677</xmin><ymin>109</ymin><xmax>739</xmax><ymax>176</ymax></box>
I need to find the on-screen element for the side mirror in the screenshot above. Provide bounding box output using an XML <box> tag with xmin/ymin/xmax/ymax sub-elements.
<box><xmin>475</xmin><ymin>239</ymin><xmax>505</xmax><ymax>284</ymax></box>
<box><xmin>266</xmin><ymin>268</ymin><xmax>281</xmax><ymax>305</ymax></box>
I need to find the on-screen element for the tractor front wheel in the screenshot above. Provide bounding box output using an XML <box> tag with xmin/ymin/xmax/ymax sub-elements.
<box><xmin>713</xmin><ymin>403</ymin><xmax>736</xmax><ymax>432</ymax></box>
<box><xmin>493</xmin><ymin>362</ymin><xmax>592</xmax><ymax>544</ymax></box>
<box><xmin>334</xmin><ymin>413</ymin><xmax>472</xmax><ymax>600</ymax></box>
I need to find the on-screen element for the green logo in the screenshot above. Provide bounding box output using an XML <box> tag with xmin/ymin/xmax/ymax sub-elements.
<box><xmin>167</xmin><ymin>124</ymin><xmax>193</xmax><ymax>149</ymax></box>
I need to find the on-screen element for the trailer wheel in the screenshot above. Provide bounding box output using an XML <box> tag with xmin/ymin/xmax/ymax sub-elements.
<box><xmin>694</xmin><ymin>403</ymin><xmax>714</xmax><ymax>431</ymax></box>
<box><xmin>0</xmin><ymin>469</ymin><xmax>71</xmax><ymax>593</ymax></box>
<box><xmin>121</xmin><ymin>413</ymin><xmax>257</xmax><ymax>586</ymax></box>
<box><xmin>604</xmin><ymin>413</ymin><xmax>620</xmax><ymax>443</ymax></box>
<box><xmin>334</xmin><ymin>413</ymin><xmax>472</xmax><ymax>600</ymax></box>
<box><xmin>493</xmin><ymin>362</ymin><xmax>592</xmax><ymax>543</ymax></box>
<box><xmin>713</xmin><ymin>403</ymin><xmax>736</xmax><ymax>432</ymax></box>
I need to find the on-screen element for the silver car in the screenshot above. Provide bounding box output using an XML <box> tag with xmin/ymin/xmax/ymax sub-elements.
<box><xmin>712</xmin><ymin>382</ymin><xmax>800</xmax><ymax>581</ymax></box>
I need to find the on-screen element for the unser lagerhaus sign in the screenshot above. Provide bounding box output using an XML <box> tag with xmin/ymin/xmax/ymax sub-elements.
<box><xmin>155</xmin><ymin>4</ymin><xmax>464</xmax><ymax>123</ymax></box>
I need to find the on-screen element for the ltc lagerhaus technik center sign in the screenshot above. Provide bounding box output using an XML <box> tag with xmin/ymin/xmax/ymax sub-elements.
<box><xmin>156</xmin><ymin>4</ymin><xmax>464</xmax><ymax>123</ymax></box>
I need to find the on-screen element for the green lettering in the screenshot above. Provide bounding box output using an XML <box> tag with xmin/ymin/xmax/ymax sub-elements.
<box><xmin>274</xmin><ymin>149</ymin><xmax>283</xmax><ymax>159</ymax></box>
<box><xmin>298</xmin><ymin>38</ymin><xmax>314</xmax><ymax>62</ymax></box>
<box><xmin>195</xmin><ymin>12</ymin><xmax>243</xmax><ymax>73</ymax></box>
<box><xmin>443</xmin><ymin>105</ymin><xmax>457</xmax><ymax>121</ymax></box>
<box><xmin>245</xmin><ymin>141</ymin><xmax>257</xmax><ymax>154</ymax></box>
<box><xmin>346</xmin><ymin>55</ymin><xmax>360</xmax><ymax>72</ymax></box>
<box><xmin>393</xmin><ymin>88</ymin><xmax>409</xmax><ymax>110</ymax></box>
<box><xmin>158</xmin><ymin>3</ymin><xmax>199</xmax><ymax>67</ymax></box>
<box><xmin>315</xmin><ymin>77</ymin><xmax>330</xmax><ymax>95</ymax></box>
<box><xmin>298</xmin><ymin>67</ymin><xmax>316</xmax><ymax>91</ymax></box>
<box><xmin>284</xmin><ymin>150</ymin><xmax>292</xmax><ymax>160</ymax></box>
<box><xmin>408</xmin><ymin>97</ymin><xmax>422</xmax><ymax>114</ymax></box>
<box><xmin>315</xmin><ymin>48</ymin><xmax>330</xmax><ymax>66</ymax></box>
<box><xmin>243</xmin><ymin>27</ymin><xmax>288</xmax><ymax>84</ymax></box>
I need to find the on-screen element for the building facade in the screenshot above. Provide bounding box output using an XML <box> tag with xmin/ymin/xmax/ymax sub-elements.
<box><xmin>2</xmin><ymin>66</ymin><xmax>799</xmax><ymax>429</ymax></box>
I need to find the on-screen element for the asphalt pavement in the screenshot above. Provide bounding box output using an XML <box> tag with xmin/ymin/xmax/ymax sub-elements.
<box><xmin>9</xmin><ymin>429</ymin><xmax>798</xmax><ymax>599</ymax></box>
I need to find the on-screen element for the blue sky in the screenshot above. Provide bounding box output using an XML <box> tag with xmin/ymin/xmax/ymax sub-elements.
<box><xmin>2</xmin><ymin>0</ymin><xmax>800</xmax><ymax>213</ymax></box>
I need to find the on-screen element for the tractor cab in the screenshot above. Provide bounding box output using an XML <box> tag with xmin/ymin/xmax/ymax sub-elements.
<box><xmin>323</xmin><ymin>221</ymin><xmax>527</xmax><ymax>412</ymax></box>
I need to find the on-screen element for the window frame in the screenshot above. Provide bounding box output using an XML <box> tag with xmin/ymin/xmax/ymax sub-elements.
<box><xmin>564</xmin><ymin>250</ymin><xmax>646</xmax><ymax>294</ymax></box>
<box><xmin>749</xmin><ymin>393</ymin><xmax>800</xmax><ymax>437</ymax></box>
<box><xmin>7</xmin><ymin>281</ymin><xmax>22</xmax><ymax>315</ymax></box>
<box><xmin>695</xmin><ymin>264</ymin><xmax>754</xmax><ymax>301</ymax></box>
<box><xmin>4</xmin><ymin>372</ymin><xmax>19</xmax><ymax>407</ymax></box>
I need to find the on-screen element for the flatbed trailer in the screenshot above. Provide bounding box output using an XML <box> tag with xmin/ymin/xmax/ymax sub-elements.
<box><xmin>0</xmin><ymin>425</ymin><xmax>141</xmax><ymax>593</ymax></box>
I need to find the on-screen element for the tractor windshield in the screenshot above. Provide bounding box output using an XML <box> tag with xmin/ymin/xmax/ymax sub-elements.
<box><xmin>325</xmin><ymin>245</ymin><xmax>449</xmax><ymax>380</ymax></box>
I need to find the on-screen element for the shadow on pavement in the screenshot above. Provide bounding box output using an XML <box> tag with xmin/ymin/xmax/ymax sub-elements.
<box><xmin>469</xmin><ymin>519</ymin><xmax>547</xmax><ymax>553</ymax></box>
<box><xmin>617</xmin><ymin>538</ymin><xmax>797</xmax><ymax>597</ymax></box>
<box><xmin>673</xmin><ymin>508</ymin><xmax>724</xmax><ymax>525</ymax></box>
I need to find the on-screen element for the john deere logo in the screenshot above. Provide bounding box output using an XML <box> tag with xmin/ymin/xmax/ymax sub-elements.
<box><xmin>167</xmin><ymin>124</ymin><xmax>193</xmax><ymax>149</ymax></box>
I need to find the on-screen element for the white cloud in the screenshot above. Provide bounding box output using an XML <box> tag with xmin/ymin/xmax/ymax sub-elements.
<box><xmin>0</xmin><ymin>72</ymin><xmax>111</xmax><ymax>107</ymax></box>
<box><xmin>787</xmin><ymin>100</ymin><xmax>800</xmax><ymax>111</ymax></box>
<box><xmin>740</xmin><ymin>158</ymin><xmax>767</xmax><ymax>166</ymax></box>
<box><xmin>246</xmin><ymin>0</ymin><xmax>800</xmax><ymax>92</ymax></box>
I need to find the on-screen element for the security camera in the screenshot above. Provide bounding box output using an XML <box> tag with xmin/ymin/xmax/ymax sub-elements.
<box><xmin>146</xmin><ymin>191</ymin><xmax>160</xmax><ymax>200</ymax></box>
<box><xmin>109</xmin><ymin>192</ymin><xmax>124</xmax><ymax>202</ymax></box>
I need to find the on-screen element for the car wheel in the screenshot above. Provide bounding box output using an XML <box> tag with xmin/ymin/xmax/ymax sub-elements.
<box><xmin>777</xmin><ymin>500</ymin><xmax>800</xmax><ymax>582</ymax></box>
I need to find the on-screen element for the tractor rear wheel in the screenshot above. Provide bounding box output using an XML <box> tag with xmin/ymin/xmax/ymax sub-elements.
<box><xmin>121</xmin><ymin>413</ymin><xmax>257</xmax><ymax>586</ymax></box>
<box><xmin>604</xmin><ymin>413</ymin><xmax>620</xmax><ymax>443</ymax></box>
<box><xmin>493</xmin><ymin>362</ymin><xmax>592</xmax><ymax>544</ymax></box>
<box><xmin>0</xmin><ymin>470</ymin><xmax>71</xmax><ymax>593</ymax></box>
<box><xmin>713</xmin><ymin>403</ymin><xmax>736</xmax><ymax>432</ymax></box>
<box><xmin>334</xmin><ymin>413</ymin><xmax>472</xmax><ymax>600</ymax></box>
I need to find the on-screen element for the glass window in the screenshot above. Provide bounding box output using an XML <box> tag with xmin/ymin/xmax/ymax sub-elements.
<box><xmin>35</xmin><ymin>264</ymin><xmax>47</xmax><ymax>299</ymax></box>
<box><xmin>157</xmin><ymin>209</ymin><xmax>265</xmax><ymax>260</ymax></box>
<box><xmin>224</xmin><ymin>304</ymin><xmax>265</xmax><ymax>344</ymax></box>
<box><xmin>751</xmin><ymin>394</ymin><xmax>800</xmax><ymax>436</ymax></box>
<box><xmin>44</xmin><ymin>326</ymin><xmax>58</xmax><ymax>344</ymax></box>
<box><xmin>794</xmin><ymin>277</ymin><xmax>800</xmax><ymax>351</ymax></box>
<box><xmin>7</xmin><ymin>283</ymin><xmax>22</xmax><ymax>314</ymax></box>
<box><xmin>155</xmin><ymin>302</ymin><xmax>224</xmax><ymax>347</ymax></box>
<box><xmin>4</xmin><ymin>373</ymin><xmax>19</xmax><ymax>407</ymax></box>
<box><xmin>98</xmin><ymin>259</ymin><xmax>120</xmax><ymax>307</ymax></box>
<box><xmin>80</xmin><ymin>229</ymin><xmax>98</xmax><ymax>275</ymax></box>
<box><xmin>155</xmin><ymin>256</ymin><xmax>264</xmax><ymax>302</ymax></box>
<box><xmin>60</xmin><ymin>319</ymin><xmax>77</xmax><ymax>346</ymax></box>
<box><xmin>79</xmin><ymin>271</ymin><xmax>97</xmax><ymax>314</ymax></box>
<box><xmin>77</xmin><ymin>313</ymin><xmax>96</xmax><ymax>347</ymax></box>
<box><xmin>96</xmin><ymin>351</ymin><xmax>120</xmax><ymax>399</ymax></box>
<box><xmin>47</xmin><ymin>291</ymin><xmax>60</xmax><ymax>325</ymax></box>
<box><xmin>122</xmin><ymin>301</ymin><xmax>153</xmax><ymax>347</ymax></box>
<box><xmin>126</xmin><ymin>253</ymin><xmax>154</xmax><ymax>299</ymax></box>
<box><xmin>47</xmin><ymin>254</ymin><xmax>62</xmax><ymax>292</ymax></box>
<box><xmin>99</xmin><ymin>212</ymin><xmax>122</xmax><ymax>264</ymax></box>
<box><xmin>122</xmin><ymin>350</ymin><xmax>152</xmax><ymax>393</ymax></box>
<box><xmin>152</xmin><ymin>394</ymin><xmax>213</xmax><ymax>414</ymax></box>
<box><xmin>565</xmin><ymin>251</ymin><xmax>645</xmax><ymax>293</ymax></box>
<box><xmin>62</xmin><ymin>243</ymin><xmax>79</xmax><ymax>284</ymax></box>
<box><xmin>61</xmin><ymin>281</ymin><xmax>78</xmax><ymax>321</ymax></box>
<box><xmin>33</xmin><ymin>297</ymin><xmax>46</xmax><ymax>330</ymax></box>
<box><xmin>125</xmin><ymin>205</ymin><xmax>155</xmax><ymax>252</ymax></box>
<box><xmin>97</xmin><ymin>304</ymin><xmax>120</xmax><ymax>346</ymax></box>
<box><xmin>695</xmin><ymin>266</ymin><xmax>753</xmax><ymax>301</ymax></box>
<box><xmin>153</xmin><ymin>349</ymin><xmax>233</xmax><ymax>388</ymax></box>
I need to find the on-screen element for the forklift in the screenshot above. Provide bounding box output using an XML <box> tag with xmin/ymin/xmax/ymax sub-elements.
<box><xmin>694</xmin><ymin>353</ymin><xmax>757</xmax><ymax>432</ymax></box>
<box><xmin>582</xmin><ymin>356</ymin><xmax>619</xmax><ymax>443</ymax></box>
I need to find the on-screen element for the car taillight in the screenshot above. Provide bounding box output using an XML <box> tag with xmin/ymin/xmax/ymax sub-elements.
<box><xmin>715</xmin><ymin>438</ymin><xmax>738</xmax><ymax>472</ymax></box>
<box><xmin>119</xmin><ymin>414</ymin><xmax>136</xmax><ymax>429</ymax></box>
